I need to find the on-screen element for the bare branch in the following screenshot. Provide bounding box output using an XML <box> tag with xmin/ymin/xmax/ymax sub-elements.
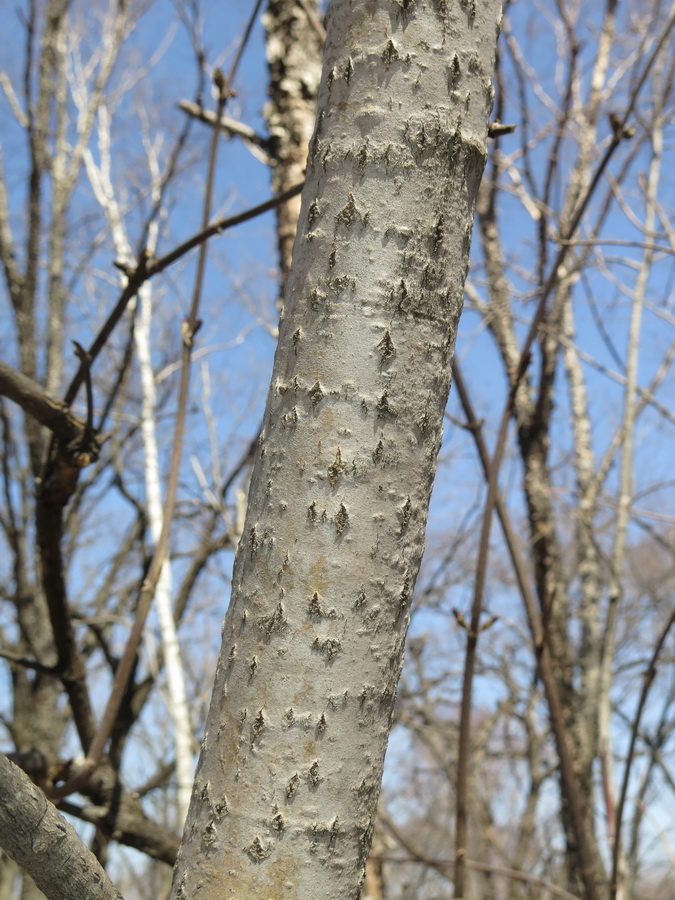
<box><xmin>0</xmin><ymin>359</ymin><xmax>94</xmax><ymax>452</ymax></box>
<box><xmin>0</xmin><ymin>754</ymin><xmax>123</xmax><ymax>900</ymax></box>
<box><xmin>56</xmin><ymin>795</ymin><xmax>180</xmax><ymax>867</ymax></box>
<box><xmin>178</xmin><ymin>99</ymin><xmax>271</xmax><ymax>162</ymax></box>
<box><xmin>0</xmin><ymin>647</ymin><xmax>57</xmax><ymax>675</ymax></box>
<box><xmin>64</xmin><ymin>182</ymin><xmax>304</xmax><ymax>410</ymax></box>
<box><xmin>297</xmin><ymin>0</ymin><xmax>326</xmax><ymax>43</ymax></box>
<box><xmin>610</xmin><ymin>607</ymin><xmax>675</xmax><ymax>900</ymax></box>
<box><xmin>381</xmin><ymin>813</ymin><xmax>583</xmax><ymax>900</ymax></box>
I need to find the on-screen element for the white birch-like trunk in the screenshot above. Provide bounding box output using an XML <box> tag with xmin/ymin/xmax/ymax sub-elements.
<box><xmin>83</xmin><ymin>109</ymin><xmax>194</xmax><ymax>825</ymax></box>
<box><xmin>136</xmin><ymin>278</ymin><xmax>195</xmax><ymax>825</ymax></box>
<box><xmin>171</xmin><ymin>1</ymin><xmax>500</xmax><ymax>897</ymax></box>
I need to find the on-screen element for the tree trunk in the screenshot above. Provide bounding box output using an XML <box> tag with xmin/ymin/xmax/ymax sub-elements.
<box><xmin>169</xmin><ymin>1</ymin><xmax>501</xmax><ymax>898</ymax></box>
<box><xmin>263</xmin><ymin>0</ymin><xmax>324</xmax><ymax>307</ymax></box>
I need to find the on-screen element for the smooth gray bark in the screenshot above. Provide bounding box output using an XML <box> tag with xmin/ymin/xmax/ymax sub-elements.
<box><xmin>170</xmin><ymin>1</ymin><xmax>501</xmax><ymax>898</ymax></box>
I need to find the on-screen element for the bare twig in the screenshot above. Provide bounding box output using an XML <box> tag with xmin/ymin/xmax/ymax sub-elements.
<box><xmin>610</xmin><ymin>608</ymin><xmax>675</xmax><ymax>900</ymax></box>
<box><xmin>63</xmin><ymin>182</ymin><xmax>304</xmax><ymax>410</ymax></box>
<box><xmin>298</xmin><ymin>0</ymin><xmax>326</xmax><ymax>43</ymax></box>
<box><xmin>178</xmin><ymin>99</ymin><xmax>271</xmax><ymax>162</ymax></box>
<box><xmin>558</xmin><ymin>237</ymin><xmax>675</xmax><ymax>254</ymax></box>
<box><xmin>487</xmin><ymin>121</ymin><xmax>517</xmax><ymax>137</ymax></box>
